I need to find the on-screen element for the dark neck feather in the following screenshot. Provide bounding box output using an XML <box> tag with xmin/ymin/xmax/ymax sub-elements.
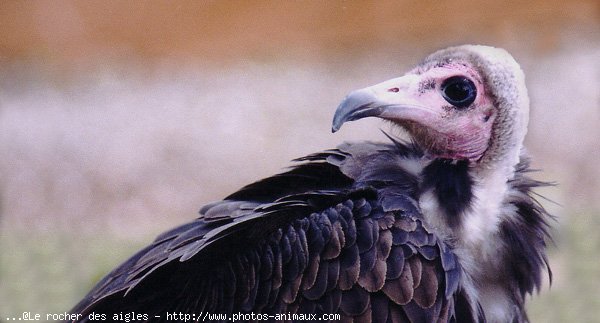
<box><xmin>421</xmin><ymin>159</ymin><xmax>474</xmax><ymax>228</ymax></box>
<box><xmin>500</xmin><ymin>157</ymin><xmax>554</xmax><ymax>302</ymax></box>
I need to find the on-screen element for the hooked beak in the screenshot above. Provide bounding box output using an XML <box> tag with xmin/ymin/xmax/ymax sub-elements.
<box><xmin>332</xmin><ymin>74</ymin><xmax>435</xmax><ymax>132</ymax></box>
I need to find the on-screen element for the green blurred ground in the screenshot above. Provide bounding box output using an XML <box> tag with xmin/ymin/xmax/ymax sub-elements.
<box><xmin>527</xmin><ymin>212</ymin><xmax>600</xmax><ymax>322</ymax></box>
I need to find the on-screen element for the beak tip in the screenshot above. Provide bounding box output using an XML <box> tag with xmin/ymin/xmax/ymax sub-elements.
<box><xmin>331</xmin><ymin>89</ymin><xmax>381</xmax><ymax>134</ymax></box>
<box><xmin>331</xmin><ymin>121</ymin><xmax>342</xmax><ymax>133</ymax></box>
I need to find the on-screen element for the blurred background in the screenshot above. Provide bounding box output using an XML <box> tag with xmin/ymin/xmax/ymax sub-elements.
<box><xmin>1</xmin><ymin>1</ymin><xmax>599</xmax><ymax>321</ymax></box>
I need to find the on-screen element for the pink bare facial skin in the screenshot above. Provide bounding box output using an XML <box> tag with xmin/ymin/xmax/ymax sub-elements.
<box><xmin>331</xmin><ymin>51</ymin><xmax>519</xmax><ymax>164</ymax></box>
<box><xmin>390</xmin><ymin>62</ymin><xmax>497</xmax><ymax>161</ymax></box>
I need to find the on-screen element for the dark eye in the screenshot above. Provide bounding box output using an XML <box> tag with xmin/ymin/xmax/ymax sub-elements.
<box><xmin>441</xmin><ymin>76</ymin><xmax>477</xmax><ymax>108</ymax></box>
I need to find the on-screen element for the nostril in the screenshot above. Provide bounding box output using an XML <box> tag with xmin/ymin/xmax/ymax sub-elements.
<box><xmin>388</xmin><ymin>87</ymin><xmax>399</xmax><ymax>93</ymax></box>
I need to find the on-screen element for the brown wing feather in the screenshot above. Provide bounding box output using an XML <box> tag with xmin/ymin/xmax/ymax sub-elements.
<box><xmin>69</xmin><ymin>142</ymin><xmax>477</xmax><ymax>323</ymax></box>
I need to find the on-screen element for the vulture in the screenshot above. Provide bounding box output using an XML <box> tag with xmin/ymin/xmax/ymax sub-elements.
<box><xmin>69</xmin><ymin>45</ymin><xmax>552</xmax><ymax>323</ymax></box>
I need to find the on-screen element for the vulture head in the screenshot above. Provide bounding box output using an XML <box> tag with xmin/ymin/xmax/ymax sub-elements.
<box><xmin>333</xmin><ymin>45</ymin><xmax>528</xmax><ymax>170</ymax></box>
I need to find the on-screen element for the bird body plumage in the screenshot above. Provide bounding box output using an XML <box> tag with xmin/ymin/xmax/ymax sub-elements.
<box><xmin>69</xmin><ymin>45</ymin><xmax>552</xmax><ymax>323</ymax></box>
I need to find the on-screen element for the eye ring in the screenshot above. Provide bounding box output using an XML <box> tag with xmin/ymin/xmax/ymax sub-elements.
<box><xmin>441</xmin><ymin>76</ymin><xmax>477</xmax><ymax>108</ymax></box>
